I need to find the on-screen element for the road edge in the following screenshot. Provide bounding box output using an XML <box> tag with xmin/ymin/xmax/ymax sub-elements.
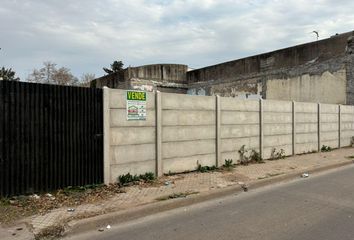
<box><xmin>63</xmin><ymin>160</ymin><xmax>353</xmax><ymax>237</ymax></box>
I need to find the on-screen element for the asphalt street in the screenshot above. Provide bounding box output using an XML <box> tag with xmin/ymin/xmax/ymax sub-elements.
<box><xmin>67</xmin><ymin>165</ymin><xmax>354</xmax><ymax>240</ymax></box>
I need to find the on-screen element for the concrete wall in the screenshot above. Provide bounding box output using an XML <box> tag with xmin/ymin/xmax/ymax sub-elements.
<box><xmin>91</xmin><ymin>64</ymin><xmax>188</xmax><ymax>94</ymax></box>
<box><xmin>263</xmin><ymin>100</ymin><xmax>293</xmax><ymax>159</ymax></box>
<box><xmin>161</xmin><ymin>93</ymin><xmax>216</xmax><ymax>173</ymax></box>
<box><xmin>295</xmin><ymin>102</ymin><xmax>318</xmax><ymax>154</ymax></box>
<box><xmin>186</xmin><ymin>31</ymin><xmax>354</xmax><ymax>104</ymax></box>
<box><xmin>188</xmin><ymin>32</ymin><xmax>351</xmax><ymax>84</ymax></box>
<box><xmin>105</xmin><ymin>89</ymin><xmax>156</xmax><ymax>182</ymax></box>
<box><xmin>266</xmin><ymin>70</ymin><xmax>347</xmax><ymax>104</ymax></box>
<box><xmin>126</xmin><ymin>64</ymin><xmax>188</xmax><ymax>83</ymax></box>
<box><xmin>320</xmin><ymin>104</ymin><xmax>339</xmax><ymax>149</ymax></box>
<box><xmin>91</xmin><ymin>32</ymin><xmax>354</xmax><ymax>105</ymax></box>
<box><xmin>104</xmin><ymin>89</ymin><xmax>354</xmax><ymax>184</ymax></box>
<box><xmin>341</xmin><ymin>105</ymin><xmax>354</xmax><ymax>146</ymax></box>
<box><xmin>220</xmin><ymin>98</ymin><xmax>260</xmax><ymax>162</ymax></box>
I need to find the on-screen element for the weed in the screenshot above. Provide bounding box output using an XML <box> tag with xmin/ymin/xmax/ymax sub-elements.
<box><xmin>321</xmin><ymin>145</ymin><xmax>332</xmax><ymax>152</ymax></box>
<box><xmin>118</xmin><ymin>173</ymin><xmax>139</xmax><ymax>185</ymax></box>
<box><xmin>118</xmin><ymin>172</ymin><xmax>156</xmax><ymax>185</ymax></box>
<box><xmin>238</xmin><ymin>145</ymin><xmax>250</xmax><ymax>165</ymax></box>
<box><xmin>139</xmin><ymin>172</ymin><xmax>155</xmax><ymax>182</ymax></box>
<box><xmin>250</xmin><ymin>150</ymin><xmax>263</xmax><ymax>163</ymax></box>
<box><xmin>196</xmin><ymin>163</ymin><xmax>217</xmax><ymax>173</ymax></box>
<box><xmin>238</xmin><ymin>145</ymin><xmax>263</xmax><ymax>164</ymax></box>
<box><xmin>270</xmin><ymin>148</ymin><xmax>285</xmax><ymax>160</ymax></box>
<box><xmin>223</xmin><ymin>159</ymin><xmax>234</xmax><ymax>170</ymax></box>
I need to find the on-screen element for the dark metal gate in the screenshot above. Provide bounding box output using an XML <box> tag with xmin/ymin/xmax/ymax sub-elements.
<box><xmin>0</xmin><ymin>81</ymin><xmax>103</xmax><ymax>196</ymax></box>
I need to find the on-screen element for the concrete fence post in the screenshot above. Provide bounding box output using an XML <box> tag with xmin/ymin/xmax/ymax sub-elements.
<box><xmin>155</xmin><ymin>91</ymin><xmax>163</xmax><ymax>177</ymax></box>
<box><xmin>259</xmin><ymin>98</ymin><xmax>264</xmax><ymax>159</ymax></box>
<box><xmin>292</xmin><ymin>101</ymin><xmax>296</xmax><ymax>155</ymax></box>
<box><xmin>317</xmin><ymin>103</ymin><xmax>321</xmax><ymax>152</ymax></box>
<box><xmin>103</xmin><ymin>87</ymin><xmax>111</xmax><ymax>185</ymax></box>
<box><xmin>216</xmin><ymin>95</ymin><xmax>221</xmax><ymax>167</ymax></box>
<box><xmin>338</xmin><ymin>104</ymin><xmax>341</xmax><ymax>148</ymax></box>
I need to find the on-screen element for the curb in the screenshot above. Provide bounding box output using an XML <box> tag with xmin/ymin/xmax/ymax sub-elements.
<box><xmin>63</xmin><ymin>160</ymin><xmax>353</xmax><ymax>237</ymax></box>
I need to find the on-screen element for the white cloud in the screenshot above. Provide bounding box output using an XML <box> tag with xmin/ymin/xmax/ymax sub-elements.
<box><xmin>0</xmin><ymin>0</ymin><xmax>353</xmax><ymax>80</ymax></box>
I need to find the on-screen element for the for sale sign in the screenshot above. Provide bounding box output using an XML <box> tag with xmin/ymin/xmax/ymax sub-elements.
<box><xmin>126</xmin><ymin>91</ymin><xmax>147</xmax><ymax>120</ymax></box>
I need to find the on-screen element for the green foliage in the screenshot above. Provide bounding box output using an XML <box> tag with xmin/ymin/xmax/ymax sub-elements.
<box><xmin>103</xmin><ymin>60</ymin><xmax>124</xmax><ymax>75</ymax></box>
<box><xmin>238</xmin><ymin>145</ymin><xmax>263</xmax><ymax>164</ymax></box>
<box><xmin>270</xmin><ymin>148</ymin><xmax>285</xmax><ymax>160</ymax></box>
<box><xmin>196</xmin><ymin>163</ymin><xmax>217</xmax><ymax>173</ymax></box>
<box><xmin>223</xmin><ymin>159</ymin><xmax>234</xmax><ymax>170</ymax></box>
<box><xmin>118</xmin><ymin>172</ymin><xmax>156</xmax><ymax>185</ymax></box>
<box><xmin>0</xmin><ymin>67</ymin><xmax>20</xmax><ymax>81</ymax></box>
<box><xmin>321</xmin><ymin>145</ymin><xmax>332</xmax><ymax>152</ymax></box>
<box><xmin>118</xmin><ymin>173</ymin><xmax>139</xmax><ymax>185</ymax></box>
<box><xmin>223</xmin><ymin>159</ymin><xmax>233</xmax><ymax>168</ymax></box>
<box><xmin>250</xmin><ymin>150</ymin><xmax>263</xmax><ymax>163</ymax></box>
<box><xmin>139</xmin><ymin>172</ymin><xmax>156</xmax><ymax>182</ymax></box>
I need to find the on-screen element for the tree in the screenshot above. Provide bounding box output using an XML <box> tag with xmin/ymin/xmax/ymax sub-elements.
<box><xmin>103</xmin><ymin>60</ymin><xmax>124</xmax><ymax>75</ymax></box>
<box><xmin>0</xmin><ymin>67</ymin><xmax>20</xmax><ymax>81</ymax></box>
<box><xmin>52</xmin><ymin>67</ymin><xmax>78</xmax><ymax>85</ymax></box>
<box><xmin>80</xmin><ymin>73</ymin><xmax>96</xmax><ymax>84</ymax></box>
<box><xmin>27</xmin><ymin>61</ymin><xmax>78</xmax><ymax>85</ymax></box>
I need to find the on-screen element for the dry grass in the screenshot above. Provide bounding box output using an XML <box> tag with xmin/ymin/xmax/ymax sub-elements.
<box><xmin>0</xmin><ymin>184</ymin><xmax>124</xmax><ymax>224</ymax></box>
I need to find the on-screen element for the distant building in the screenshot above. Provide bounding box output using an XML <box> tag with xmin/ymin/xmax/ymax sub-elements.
<box><xmin>91</xmin><ymin>30</ymin><xmax>354</xmax><ymax>104</ymax></box>
<box><xmin>90</xmin><ymin>64</ymin><xmax>188</xmax><ymax>94</ymax></box>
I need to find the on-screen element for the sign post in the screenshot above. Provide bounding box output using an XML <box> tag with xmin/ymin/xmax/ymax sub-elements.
<box><xmin>126</xmin><ymin>90</ymin><xmax>147</xmax><ymax>120</ymax></box>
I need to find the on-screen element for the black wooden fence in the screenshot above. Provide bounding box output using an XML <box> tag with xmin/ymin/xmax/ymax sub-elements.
<box><xmin>0</xmin><ymin>81</ymin><xmax>103</xmax><ymax>196</ymax></box>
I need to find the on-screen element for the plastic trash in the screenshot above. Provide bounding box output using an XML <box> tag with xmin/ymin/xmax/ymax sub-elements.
<box><xmin>30</xmin><ymin>194</ymin><xmax>40</xmax><ymax>200</ymax></box>
<box><xmin>301</xmin><ymin>173</ymin><xmax>309</xmax><ymax>178</ymax></box>
<box><xmin>45</xmin><ymin>193</ymin><xmax>56</xmax><ymax>200</ymax></box>
<box><xmin>106</xmin><ymin>225</ymin><xmax>111</xmax><ymax>229</ymax></box>
<box><xmin>67</xmin><ymin>208</ymin><xmax>75</xmax><ymax>212</ymax></box>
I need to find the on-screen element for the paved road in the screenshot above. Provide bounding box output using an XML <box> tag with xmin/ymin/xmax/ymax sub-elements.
<box><xmin>68</xmin><ymin>165</ymin><xmax>354</xmax><ymax>240</ymax></box>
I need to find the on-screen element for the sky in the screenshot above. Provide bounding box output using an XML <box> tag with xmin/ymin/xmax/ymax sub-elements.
<box><xmin>1</xmin><ymin>0</ymin><xmax>354</xmax><ymax>81</ymax></box>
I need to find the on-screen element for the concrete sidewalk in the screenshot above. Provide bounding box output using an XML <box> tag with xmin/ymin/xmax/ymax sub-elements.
<box><xmin>2</xmin><ymin>148</ymin><xmax>354</xmax><ymax>239</ymax></box>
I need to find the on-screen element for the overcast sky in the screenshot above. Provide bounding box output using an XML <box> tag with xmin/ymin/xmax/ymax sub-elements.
<box><xmin>1</xmin><ymin>0</ymin><xmax>354</xmax><ymax>81</ymax></box>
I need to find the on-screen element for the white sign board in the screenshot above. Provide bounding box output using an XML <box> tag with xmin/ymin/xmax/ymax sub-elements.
<box><xmin>126</xmin><ymin>90</ymin><xmax>147</xmax><ymax>120</ymax></box>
